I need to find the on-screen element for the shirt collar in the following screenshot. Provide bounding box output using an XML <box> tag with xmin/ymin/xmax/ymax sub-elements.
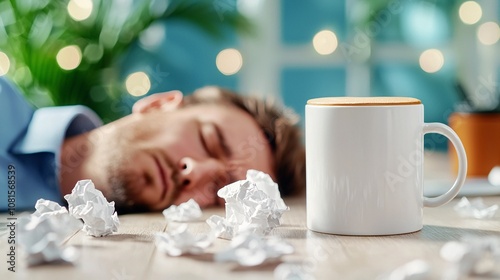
<box><xmin>10</xmin><ymin>105</ymin><xmax>103</xmax><ymax>155</ymax></box>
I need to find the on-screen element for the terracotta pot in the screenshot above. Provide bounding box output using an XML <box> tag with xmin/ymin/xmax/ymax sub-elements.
<box><xmin>449</xmin><ymin>112</ymin><xmax>500</xmax><ymax>177</ymax></box>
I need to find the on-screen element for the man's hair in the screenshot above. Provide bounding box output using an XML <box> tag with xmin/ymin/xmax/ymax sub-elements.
<box><xmin>183</xmin><ymin>86</ymin><xmax>306</xmax><ymax>196</ymax></box>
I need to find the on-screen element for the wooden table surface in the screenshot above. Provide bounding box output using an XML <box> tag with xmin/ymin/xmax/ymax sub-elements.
<box><xmin>1</xmin><ymin>153</ymin><xmax>500</xmax><ymax>280</ymax></box>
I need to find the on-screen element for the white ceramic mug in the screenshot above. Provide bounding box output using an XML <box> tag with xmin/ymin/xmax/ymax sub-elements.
<box><xmin>306</xmin><ymin>97</ymin><xmax>467</xmax><ymax>235</ymax></box>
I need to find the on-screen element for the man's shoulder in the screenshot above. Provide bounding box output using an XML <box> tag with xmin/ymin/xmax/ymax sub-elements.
<box><xmin>0</xmin><ymin>77</ymin><xmax>31</xmax><ymax>105</ymax></box>
<box><xmin>0</xmin><ymin>78</ymin><xmax>35</xmax><ymax>148</ymax></box>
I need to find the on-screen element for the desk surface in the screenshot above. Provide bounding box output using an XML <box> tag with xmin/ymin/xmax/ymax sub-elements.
<box><xmin>1</xmin><ymin>194</ymin><xmax>500</xmax><ymax>280</ymax></box>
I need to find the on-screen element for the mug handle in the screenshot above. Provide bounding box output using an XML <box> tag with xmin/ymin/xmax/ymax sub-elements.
<box><xmin>423</xmin><ymin>123</ymin><xmax>468</xmax><ymax>207</ymax></box>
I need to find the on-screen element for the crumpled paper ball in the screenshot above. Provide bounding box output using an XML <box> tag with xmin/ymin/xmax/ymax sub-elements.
<box><xmin>154</xmin><ymin>224</ymin><xmax>221</xmax><ymax>256</ymax></box>
<box><xmin>18</xmin><ymin>199</ymin><xmax>82</xmax><ymax>266</ymax></box>
<box><xmin>454</xmin><ymin>197</ymin><xmax>498</xmax><ymax>219</ymax></box>
<box><xmin>162</xmin><ymin>199</ymin><xmax>202</xmax><ymax>222</ymax></box>
<box><xmin>207</xmin><ymin>169</ymin><xmax>289</xmax><ymax>239</ymax></box>
<box><xmin>32</xmin><ymin>199</ymin><xmax>68</xmax><ymax>217</ymax></box>
<box><xmin>64</xmin><ymin>179</ymin><xmax>120</xmax><ymax>237</ymax></box>
<box><xmin>382</xmin><ymin>259</ymin><xmax>431</xmax><ymax>280</ymax></box>
<box><xmin>214</xmin><ymin>232</ymin><xmax>294</xmax><ymax>266</ymax></box>
<box><xmin>274</xmin><ymin>263</ymin><xmax>314</xmax><ymax>280</ymax></box>
<box><xmin>441</xmin><ymin>237</ymin><xmax>500</xmax><ymax>279</ymax></box>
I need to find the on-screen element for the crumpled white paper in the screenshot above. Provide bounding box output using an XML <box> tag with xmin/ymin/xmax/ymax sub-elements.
<box><xmin>214</xmin><ymin>232</ymin><xmax>294</xmax><ymax>266</ymax></box>
<box><xmin>440</xmin><ymin>237</ymin><xmax>500</xmax><ymax>279</ymax></box>
<box><xmin>274</xmin><ymin>263</ymin><xmax>314</xmax><ymax>280</ymax></box>
<box><xmin>207</xmin><ymin>169</ymin><xmax>289</xmax><ymax>239</ymax></box>
<box><xmin>381</xmin><ymin>259</ymin><xmax>431</xmax><ymax>280</ymax></box>
<box><xmin>454</xmin><ymin>197</ymin><xmax>499</xmax><ymax>219</ymax></box>
<box><xmin>18</xmin><ymin>199</ymin><xmax>82</xmax><ymax>266</ymax></box>
<box><xmin>32</xmin><ymin>199</ymin><xmax>68</xmax><ymax>217</ymax></box>
<box><xmin>154</xmin><ymin>224</ymin><xmax>220</xmax><ymax>256</ymax></box>
<box><xmin>64</xmin><ymin>179</ymin><xmax>120</xmax><ymax>237</ymax></box>
<box><xmin>162</xmin><ymin>199</ymin><xmax>203</xmax><ymax>222</ymax></box>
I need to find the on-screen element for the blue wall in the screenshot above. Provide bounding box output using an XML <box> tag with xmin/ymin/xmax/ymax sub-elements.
<box><xmin>281</xmin><ymin>0</ymin><xmax>346</xmax><ymax>44</ymax></box>
<box><xmin>281</xmin><ymin>67</ymin><xmax>346</xmax><ymax>122</ymax></box>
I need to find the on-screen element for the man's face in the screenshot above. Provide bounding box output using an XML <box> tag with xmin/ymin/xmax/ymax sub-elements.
<box><xmin>92</xmin><ymin>95</ymin><xmax>274</xmax><ymax>211</ymax></box>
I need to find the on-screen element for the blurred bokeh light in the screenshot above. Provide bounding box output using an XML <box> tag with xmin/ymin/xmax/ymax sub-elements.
<box><xmin>126</xmin><ymin>72</ymin><xmax>151</xmax><ymax>97</ymax></box>
<box><xmin>0</xmin><ymin>52</ymin><xmax>11</xmax><ymax>76</ymax></box>
<box><xmin>216</xmin><ymin>48</ymin><xmax>243</xmax><ymax>76</ymax></box>
<box><xmin>419</xmin><ymin>49</ymin><xmax>444</xmax><ymax>73</ymax></box>
<box><xmin>83</xmin><ymin>43</ymin><xmax>104</xmax><ymax>63</ymax></box>
<box><xmin>312</xmin><ymin>30</ymin><xmax>338</xmax><ymax>55</ymax></box>
<box><xmin>477</xmin><ymin>21</ymin><xmax>500</xmax><ymax>45</ymax></box>
<box><xmin>401</xmin><ymin>2</ymin><xmax>450</xmax><ymax>48</ymax></box>
<box><xmin>459</xmin><ymin>1</ymin><xmax>482</xmax><ymax>25</ymax></box>
<box><xmin>67</xmin><ymin>0</ymin><xmax>93</xmax><ymax>22</ymax></box>
<box><xmin>56</xmin><ymin>45</ymin><xmax>82</xmax><ymax>70</ymax></box>
<box><xmin>139</xmin><ymin>23</ymin><xmax>165</xmax><ymax>51</ymax></box>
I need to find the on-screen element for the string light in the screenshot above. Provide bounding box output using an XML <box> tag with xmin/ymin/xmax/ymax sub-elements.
<box><xmin>216</xmin><ymin>48</ymin><xmax>243</xmax><ymax>75</ymax></box>
<box><xmin>56</xmin><ymin>45</ymin><xmax>82</xmax><ymax>70</ymax></box>
<box><xmin>125</xmin><ymin>72</ymin><xmax>151</xmax><ymax>96</ymax></box>
<box><xmin>313</xmin><ymin>30</ymin><xmax>338</xmax><ymax>55</ymax></box>
<box><xmin>419</xmin><ymin>49</ymin><xmax>444</xmax><ymax>73</ymax></box>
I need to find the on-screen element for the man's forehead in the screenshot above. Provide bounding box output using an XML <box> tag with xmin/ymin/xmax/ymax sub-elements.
<box><xmin>184</xmin><ymin>99</ymin><xmax>236</xmax><ymax>110</ymax></box>
<box><xmin>183</xmin><ymin>102</ymin><xmax>244</xmax><ymax>120</ymax></box>
<box><xmin>182</xmin><ymin>100</ymin><xmax>276</xmax><ymax>181</ymax></box>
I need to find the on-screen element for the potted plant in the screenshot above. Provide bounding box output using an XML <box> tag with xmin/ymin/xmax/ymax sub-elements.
<box><xmin>0</xmin><ymin>0</ymin><xmax>252</xmax><ymax>122</ymax></box>
<box><xmin>449</xmin><ymin>82</ymin><xmax>500</xmax><ymax>177</ymax></box>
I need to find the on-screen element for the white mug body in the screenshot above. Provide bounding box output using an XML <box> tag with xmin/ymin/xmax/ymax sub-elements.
<box><xmin>306</xmin><ymin>104</ymin><xmax>424</xmax><ymax>235</ymax></box>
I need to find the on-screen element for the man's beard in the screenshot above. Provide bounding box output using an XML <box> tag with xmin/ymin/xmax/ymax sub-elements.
<box><xmin>103</xmin><ymin>151</ymin><xmax>150</xmax><ymax>213</ymax></box>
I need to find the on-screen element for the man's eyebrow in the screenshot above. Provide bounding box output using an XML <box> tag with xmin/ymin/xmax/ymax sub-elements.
<box><xmin>213</xmin><ymin>123</ymin><xmax>232</xmax><ymax>158</ymax></box>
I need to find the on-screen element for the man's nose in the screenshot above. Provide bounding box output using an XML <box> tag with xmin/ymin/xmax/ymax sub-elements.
<box><xmin>177</xmin><ymin>157</ymin><xmax>228</xmax><ymax>190</ymax></box>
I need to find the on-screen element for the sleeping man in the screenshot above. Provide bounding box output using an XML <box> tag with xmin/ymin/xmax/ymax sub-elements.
<box><xmin>0</xmin><ymin>77</ymin><xmax>305</xmax><ymax>213</ymax></box>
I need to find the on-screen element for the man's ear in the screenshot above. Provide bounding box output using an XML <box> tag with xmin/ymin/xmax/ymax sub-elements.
<box><xmin>132</xmin><ymin>90</ymin><xmax>183</xmax><ymax>114</ymax></box>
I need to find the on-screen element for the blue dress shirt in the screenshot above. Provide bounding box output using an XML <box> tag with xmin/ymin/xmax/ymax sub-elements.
<box><xmin>0</xmin><ymin>77</ymin><xmax>102</xmax><ymax>212</ymax></box>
